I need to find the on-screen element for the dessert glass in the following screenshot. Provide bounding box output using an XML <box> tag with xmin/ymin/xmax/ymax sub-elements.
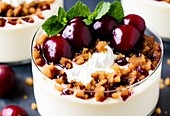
<box><xmin>31</xmin><ymin>26</ymin><xmax>163</xmax><ymax>116</ymax></box>
<box><xmin>121</xmin><ymin>0</ymin><xmax>170</xmax><ymax>42</ymax></box>
<box><xmin>0</xmin><ymin>0</ymin><xmax>63</xmax><ymax>65</ymax></box>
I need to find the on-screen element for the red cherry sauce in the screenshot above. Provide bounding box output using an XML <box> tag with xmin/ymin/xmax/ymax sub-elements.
<box><xmin>0</xmin><ymin>18</ymin><xmax>6</xmax><ymax>27</ymax></box>
<box><xmin>22</xmin><ymin>17</ymin><xmax>34</xmax><ymax>23</ymax></box>
<box><xmin>115</xmin><ymin>57</ymin><xmax>128</xmax><ymax>66</ymax></box>
<box><xmin>37</xmin><ymin>14</ymin><xmax>45</xmax><ymax>20</ymax></box>
<box><xmin>136</xmin><ymin>66</ymin><xmax>149</xmax><ymax>77</ymax></box>
<box><xmin>61</xmin><ymin>89</ymin><xmax>74</xmax><ymax>95</ymax></box>
<box><xmin>121</xmin><ymin>91</ymin><xmax>133</xmax><ymax>101</ymax></box>
<box><xmin>7</xmin><ymin>19</ymin><xmax>18</xmax><ymax>25</ymax></box>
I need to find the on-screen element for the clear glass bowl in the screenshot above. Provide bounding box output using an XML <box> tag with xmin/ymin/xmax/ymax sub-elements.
<box><xmin>0</xmin><ymin>0</ymin><xmax>63</xmax><ymax>65</ymax></box>
<box><xmin>31</xmin><ymin>26</ymin><xmax>163</xmax><ymax>116</ymax></box>
<box><xmin>122</xmin><ymin>0</ymin><xmax>170</xmax><ymax>42</ymax></box>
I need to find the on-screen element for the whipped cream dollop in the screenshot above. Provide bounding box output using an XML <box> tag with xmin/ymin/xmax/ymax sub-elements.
<box><xmin>64</xmin><ymin>45</ymin><xmax>117</xmax><ymax>85</ymax></box>
<box><xmin>2</xmin><ymin>0</ymin><xmax>34</xmax><ymax>7</ymax></box>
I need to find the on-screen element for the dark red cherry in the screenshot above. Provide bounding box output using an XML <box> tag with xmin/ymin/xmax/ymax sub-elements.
<box><xmin>62</xmin><ymin>17</ymin><xmax>92</xmax><ymax>51</ymax></box>
<box><xmin>0</xmin><ymin>65</ymin><xmax>16</xmax><ymax>97</ymax></box>
<box><xmin>1</xmin><ymin>105</ymin><xmax>28</xmax><ymax>116</ymax></box>
<box><xmin>122</xmin><ymin>14</ymin><xmax>146</xmax><ymax>33</ymax></box>
<box><xmin>111</xmin><ymin>25</ymin><xmax>140</xmax><ymax>53</ymax></box>
<box><xmin>43</xmin><ymin>36</ymin><xmax>72</xmax><ymax>64</ymax></box>
<box><xmin>92</xmin><ymin>15</ymin><xmax>118</xmax><ymax>41</ymax></box>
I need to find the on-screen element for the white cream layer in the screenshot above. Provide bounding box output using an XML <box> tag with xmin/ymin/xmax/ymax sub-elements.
<box><xmin>63</xmin><ymin>45</ymin><xmax>117</xmax><ymax>85</ymax></box>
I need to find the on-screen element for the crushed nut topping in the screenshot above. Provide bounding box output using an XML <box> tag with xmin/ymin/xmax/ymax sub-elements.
<box><xmin>25</xmin><ymin>77</ymin><xmax>33</xmax><ymax>86</ymax></box>
<box><xmin>165</xmin><ymin>77</ymin><xmax>170</xmax><ymax>86</ymax></box>
<box><xmin>161</xmin><ymin>0</ymin><xmax>170</xmax><ymax>3</ymax></box>
<box><xmin>167</xmin><ymin>59</ymin><xmax>170</xmax><ymax>65</ymax></box>
<box><xmin>33</xmin><ymin>34</ymin><xmax>162</xmax><ymax>102</ymax></box>
<box><xmin>155</xmin><ymin>107</ymin><xmax>161</xmax><ymax>114</ymax></box>
<box><xmin>31</xmin><ymin>103</ymin><xmax>37</xmax><ymax>110</ymax></box>
<box><xmin>24</xmin><ymin>95</ymin><xmax>28</xmax><ymax>99</ymax></box>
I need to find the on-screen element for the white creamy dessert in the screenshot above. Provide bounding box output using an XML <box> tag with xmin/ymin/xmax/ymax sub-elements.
<box><xmin>32</xmin><ymin>27</ymin><xmax>163</xmax><ymax>116</ymax></box>
<box><xmin>0</xmin><ymin>0</ymin><xmax>63</xmax><ymax>63</ymax></box>
<box><xmin>32</xmin><ymin>1</ymin><xmax>163</xmax><ymax>116</ymax></box>
<box><xmin>122</xmin><ymin>0</ymin><xmax>170</xmax><ymax>41</ymax></box>
<box><xmin>33</xmin><ymin>63</ymin><xmax>161</xmax><ymax>116</ymax></box>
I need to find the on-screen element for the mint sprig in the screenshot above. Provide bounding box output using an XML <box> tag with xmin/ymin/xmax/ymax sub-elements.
<box><xmin>107</xmin><ymin>1</ymin><xmax>124</xmax><ymax>23</ymax></box>
<box><xmin>57</xmin><ymin>7</ymin><xmax>67</xmax><ymax>25</ymax></box>
<box><xmin>83</xmin><ymin>1</ymin><xmax>124</xmax><ymax>25</ymax></box>
<box><xmin>66</xmin><ymin>1</ymin><xmax>90</xmax><ymax>21</ymax></box>
<box><xmin>92</xmin><ymin>1</ymin><xmax>111</xmax><ymax>20</ymax></box>
<box><xmin>42</xmin><ymin>1</ymin><xmax>90</xmax><ymax>36</ymax></box>
<box><xmin>42</xmin><ymin>15</ymin><xmax>65</xmax><ymax>37</ymax></box>
<box><xmin>84</xmin><ymin>1</ymin><xmax>111</xmax><ymax>25</ymax></box>
<box><xmin>42</xmin><ymin>1</ymin><xmax>124</xmax><ymax>37</ymax></box>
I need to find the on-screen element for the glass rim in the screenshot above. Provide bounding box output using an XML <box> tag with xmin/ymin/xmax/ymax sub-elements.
<box><xmin>31</xmin><ymin>26</ymin><xmax>164</xmax><ymax>93</ymax></box>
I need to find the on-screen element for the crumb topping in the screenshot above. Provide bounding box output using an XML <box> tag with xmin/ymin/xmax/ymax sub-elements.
<box><xmin>158</xmin><ymin>0</ymin><xmax>170</xmax><ymax>3</ymax></box>
<box><xmin>155</xmin><ymin>107</ymin><xmax>161</xmax><ymax>114</ymax></box>
<box><xmin>25</xmin><ymin>77</ymin><xmax>33</xmax><ymax>86</ymax></box>
<box><xmin>24</xmin><ymin>95</ymin><xmax>28</xmax><ymax>99</ymax></box>
<box><xmin>33</xmin><ymin>33</ymin><xmax>162</xmax><ymax>102</ymax></box>
<box><xmin>167</xmin><ymin>59</ymin><xmax>170</xmax><ymax>65</ymax></box>
<box><xmin>160</xmin><ymin>83</ymin><xmax>165</xmax><ymax>89</ymax></box>
<box><xmin>60</xmin><ymin>58</ymin><xmax>73</xmax><ymax>69</ymax></box>
<box><xmin>31</xmin><ymin>103</ymin><xmax>37</xmax><ymax>110</ymax></box>
<box><xmin>165</xmin><ymin>77</ymin><xmax>170</xmax><ymax>86</ymax></box>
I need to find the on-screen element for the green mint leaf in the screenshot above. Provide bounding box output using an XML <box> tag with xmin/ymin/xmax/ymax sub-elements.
<box><xmin>42</xmin><ymin>15</ymin><xmax>64</xmax><ymax>36</ymax></box>
<box><xmin>66</xmin><ymin>1</ymin><xmax>91</xmax><ymax>21</ymax></box>
<box><xmin>93</xmin><ymin>1</ymin><xmax>111</xmax><ymax>20</ymax></box>
<box><xmin>107</xmin><ymin>1</ymin><xmax>124</xmax><ymax>23</ymax></box>
<box><xmin>83</xmin><ymin>19</ymin><xmax>93</xmax><ymax>25</ymax></box>
<box><xmin>57</xmin><ymin>7</ymin><xmax>67</xmax><ymax>26</ymax></box>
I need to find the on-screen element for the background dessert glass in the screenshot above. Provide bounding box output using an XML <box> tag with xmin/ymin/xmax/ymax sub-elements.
<box><xmin>0</xmin><ymin>0</ymin><xmax>63</xmax><ymax>65</ymax></box>
<box><xmin>121</xmin><ymin>0</ymin><xmax>170</xmax><ymax>42</ymax></box>
<box><xmin>31</xmin><ymin>26</ymin><xmax>163</xmax><ymax>116</ymax></box>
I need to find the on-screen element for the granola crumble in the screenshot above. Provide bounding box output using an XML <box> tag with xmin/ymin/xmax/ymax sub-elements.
<box><xmin>31</xmin><ymin>103</ymin><xmax>37</xmax><ymax>110</ymax></box>
<box><xmin>160</xmin><ymin>83</ymin><xmax>165</xmax><ymax>89</ymax></box>
<box><xmin>167</xmin><ymin>59</ymin><xmax>170</xmax><ymax>65</ymax></box>
<box><xmin>25</xmin><ymin>77</ymin><xmax>33</xmax><ymax>86</ymax></box>
<box><xmin>165</xmin><ymin>77</ymin><xmax>170</xmax><ymax>86</ymax></box>
<box><xmin>163</xmin><ymin>0</ymin><xmax>170</xmax><ymax>3</ymax></box>
<box><xmin>33</xmin><ymin>33</ymin><xmax>162</xmax><ymax>102</ymax></box>
<box><xmin>155</xmin><ymin>107</ymin><xmax>161</xmax><ymax>114</ymax></box>
<box><xmin>23</xmin><ymin>95</ymin><xmax>28</xmax><ymax>99</ymax></box>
